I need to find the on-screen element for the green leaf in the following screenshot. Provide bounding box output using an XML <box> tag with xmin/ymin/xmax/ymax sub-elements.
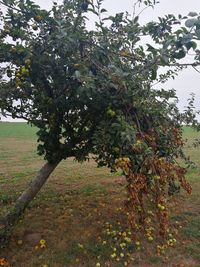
<box><xmin>175</xmin><ymin>29</ymin><xmax>183</xmax><ymax>35</ymax></box>
<box><xmin>133</xmin><ymin>16</ymin><xmax>139</xmax><ymax>23</ymax></box>
<box><xmin>188</xmin><ymin>12</ymin><xmax>198</xmax><ymax>17</ymax></box>
<box><xmin>173</xmin><ymin>50</ymin><xmax>186</xmax><ymax>59</ymax></box>
<box><xmin>185</xmin><ymin>18</ymin><xmax>197</xmax><ymax>28</ymax></box>
<box><xmin>195</xmin><ymin>29</ymin><xmax>200</xmax><ymax>39</ymax></box>
<box><xmin>182</xmin><ymin>33</ymin><xmax>193</xmax><ymax>44</ymax></box>
<box><xmin>185</xmin><ymin>41</ymin><xmax>197</xmax><ymax>51</ymax></box>
<box><xmin>87</xmin><ymin>8</ymin><xmax>98</xmax><ymax>15</ymax></box>
<box><xmin>194</xmin><ymin>20</ymin><xmax>200</xmax><ymax>29</ymax></box>
<box><xmin>100</xmin><ymin>8</ymin><xmax>107</xmax><ymax>13</ymax></box>
<box><xmin>151</xmin><ymin>67</ymin><xmax>157</xmax><ymax>80</ymax></box>
<box><xmin>191</xmin><ymin>41</ymin><xmax>197</xmax><ymax>50</ymax></box>
<box><xmin>146</xmin><ymin>44</ymin><xmax>157</xmax><ymax>54</ymax></box>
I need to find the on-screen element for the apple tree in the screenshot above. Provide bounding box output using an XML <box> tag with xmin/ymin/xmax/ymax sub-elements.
<box><xmin>0</xmin><ymin>0</ymin><xmax>199</xmax><ymax>247</ymax></box>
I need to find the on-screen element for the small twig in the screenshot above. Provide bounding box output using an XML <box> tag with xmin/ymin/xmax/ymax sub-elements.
<box><xmin>0</xmin><ymin>0</ymin><xmax>52</xmax><ymax>18</ymax></box>
<box><xmin>2</xmin><ymin>112</ymin><xmax>29</xmax><ymax>121</ymax></box>
<box><xmin>151</xmin><ymin>80</ymin><xmax>162</xmax><ymax>87</ymax></box>
<box><xmin>111</xmin><ymin>50</ymin><xmax>145</xmax><ymax>63</ymax></box>
<box><xmin>170</xmin><ymin>62</ymin><xmax>200</xmax><ymax>67</ymax></box>
<box><xmin>132</xmin><ymin>0</ymin><xmax>140</xmax><ymax>20</ymax></box>
<box><xmin>136</xmin><ymin>6</ymin><xmax>149</xmax><ymax>18</ymax></box>
<box><xmin>0</xmin><ymin>0</ymin><xmax>23</xmax><ymax>13</ymax></box>
<box><xmin>192</xmin><ymin>66</ymin><xmax>200</xmax><ymax>74</ymax></box>
<box><xmin>91</xmin><ymin>59</ymin><xmax>110</xmax><ymax>75</ymax></box>
<box><xmin>133</xmin><ymin>111</ymin><xmax>144</xmax><ymax>137</ymax></box>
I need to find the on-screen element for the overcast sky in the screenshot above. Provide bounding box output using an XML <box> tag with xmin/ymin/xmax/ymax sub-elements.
<box><xmin>1</xmin><ymin>0</ymin><xmax>200</xmax><ymax>121</ymax></box>
<box><xmin>35</xmin><ymin>0</ymin><xmax>200</xmax><ymax>110</ymax></box>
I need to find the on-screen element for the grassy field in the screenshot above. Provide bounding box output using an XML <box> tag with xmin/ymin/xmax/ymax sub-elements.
<box><xmin>0</xmin><ymin>122</ymin><xmax>38</xmax><ymax>139</ymax></box>
<box><xmin>0</xmin><ymin>123</ymin><xmax>200</xmax><ymax>267</ymax></box>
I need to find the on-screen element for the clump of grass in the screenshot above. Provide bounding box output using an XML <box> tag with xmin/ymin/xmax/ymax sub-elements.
<box><xmin>80</xmin><ymin>184</ymin><xmax>107</xmax><ymax>195</ymax></box>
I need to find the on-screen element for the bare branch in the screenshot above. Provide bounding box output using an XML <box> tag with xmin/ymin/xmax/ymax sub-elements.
<box><xmin>0</xmin><ymin>0</ymin><xmax>24</xmax><ymax>13</ymax></box>
<box><xmin>192</xmin><ymin>66</ymin><xmax>200</xmax><ymax>74</ymax></box>
<box><xmin>170</xmin><ymin>62</ymin><xmax>200</xmax><ymax>67</ymax></box>
<box><xmin>132</xmin><ymin>0</ymin><xmax>140</xmax><ymax>20</ymax></box>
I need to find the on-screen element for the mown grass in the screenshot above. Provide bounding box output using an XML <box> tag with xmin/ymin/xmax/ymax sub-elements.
<box><xmin>0</xmin><ymin>123</ymin><xmax>200</xmax><ymax>267</ymax></box>
<box><xmin>0</xmin><ymin>122</ymin><xmax>37</xmax><ymax>139</ymax></box>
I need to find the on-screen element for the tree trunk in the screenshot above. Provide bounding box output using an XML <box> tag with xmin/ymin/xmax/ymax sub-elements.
<box><xmin>0</xmin><ymin>159</ymin><xmax>61</xmax><ymax>246</ymax></box>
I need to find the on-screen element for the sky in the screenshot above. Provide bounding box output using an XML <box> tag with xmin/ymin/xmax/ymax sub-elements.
<box><xmin>35</xmin><ymin>0</ymin><xmax>200</xmax><ymax>111</ymax></box>
<box><xmin>1</xmin><ymin>0</ymin><xmax>200</xmax><ymax>121</ymax></box>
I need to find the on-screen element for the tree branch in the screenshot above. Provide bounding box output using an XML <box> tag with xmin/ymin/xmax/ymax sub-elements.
<box><xmin>0</xmin><ymin>0</ymin><xmax>24</xmax><ymax>13</ymax></box>
<box><xmin>169</xmin><ymin>62</ymin><xmax>200</xmax><ymax>67</ymax></box>
<box><xmin>192</xmin><ymin>66</ymin><xmax>200</xmax><ymax>74</ymax></box>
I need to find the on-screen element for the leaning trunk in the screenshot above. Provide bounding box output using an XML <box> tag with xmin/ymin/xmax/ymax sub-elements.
<box><xmin>0</xmin><ymin>159</ymin><xmax>61</xmax><ymax>246</ymax></box>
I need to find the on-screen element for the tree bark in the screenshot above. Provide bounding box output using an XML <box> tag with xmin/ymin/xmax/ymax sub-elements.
<box><xmin>0</xmin><ymin>159</ymin><xmax>61</xmax><ymax>246</ymax></box>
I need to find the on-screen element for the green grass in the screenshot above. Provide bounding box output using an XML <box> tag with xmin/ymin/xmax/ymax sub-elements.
<box><xmin>0</xmin><ymin>122</ymin><xmax>37</xmax><ymax>139</ymax></box>
<box><xmin>0</xmin><ymin>122</ymin><xmax>198</xmax><ymax>142</ymax></box>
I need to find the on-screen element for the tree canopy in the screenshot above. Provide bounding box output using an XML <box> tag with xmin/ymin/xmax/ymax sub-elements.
<box><xmin>0</xmin><ymin>0</ymin><xmax>200</xmax><ymax>248</ymax></box>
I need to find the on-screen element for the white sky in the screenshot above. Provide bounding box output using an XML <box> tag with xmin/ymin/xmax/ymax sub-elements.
<box><xmin>1</xmin><ymin>0</ymin><xmax>200</xmax><ymax>121</ymax></box>
<box><xmin>36</xmin><ymin>0</ymin><xmax>200</xmax><ymax>111</ymax></box>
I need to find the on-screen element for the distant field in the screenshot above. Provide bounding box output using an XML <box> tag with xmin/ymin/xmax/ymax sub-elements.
<box><xmin>0</xmin><ymin>123</ymin><xmax>200</xmax><ymax>267</ymax></box>
<box><xmin>182</xmin><ymin>126</ymin><xmax>200</xmax><ymax>139</ymax></box>
<box><xmin>0</xmin><ymin>122</ymin><xmax>198</xmax><ymax>139</ymax></box>
<box><xmin>0</xmin><ymin>122</ymin><xmax>37</xmax><ymax>139</ymax></box>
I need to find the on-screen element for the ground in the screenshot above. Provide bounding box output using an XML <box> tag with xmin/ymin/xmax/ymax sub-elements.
<box><xmin>0</xmin><ymin>123</ymin><xmax>200</xmax><ymax>267</ymax></box>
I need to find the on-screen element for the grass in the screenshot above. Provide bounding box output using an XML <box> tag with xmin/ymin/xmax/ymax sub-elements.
<box><xmin>0</xmin><ymin>122</ymin><xmax>37</xmax><ymax>139</ymax></box>
<box><xmin>0</xmin><ymin>123</ymin><xmax>200</xmax><ymax>266</ymax></box>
